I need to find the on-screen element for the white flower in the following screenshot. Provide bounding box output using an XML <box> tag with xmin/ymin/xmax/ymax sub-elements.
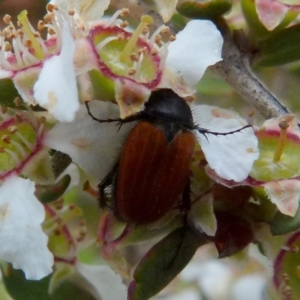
<box><xmin>0</xmin><ymin>175</ymin><xmax>53</xmax><ymax>280</ymax></box>
<box><xmin>0</xmin><ymin>10</ymin><xmax>79</xmax><ymax>122</ymax></box>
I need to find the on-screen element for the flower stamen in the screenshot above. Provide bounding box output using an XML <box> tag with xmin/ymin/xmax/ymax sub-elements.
<box><xmin>119</xmin><ymin>15</ymin><xmax>153</xmax><ymax>64</ymax></box>
<box><xmin>17</xmin><ymin>11</ymin><xmax>45</xmax><ymax>60</ymax></box>
<box><xmin>273</xmin><ymin>120</ymin><xmax>289</xmax><ymax>162</ymax></box>
<box><xmin>15</xmin><ymin>131</ymin><xmax>35</xmax><ymax>151</ymax></box>
<box><xmin>134</xmin><ymin>52</ymin><xmax>144</xmax><ymax>80</ymax></box>
<box><xmin>149</xmin><ymin>25</ymin><xmax>168</xmax><ymax>46</ymax></box>
<box><xmin>104</xmin><ymin>8</ymin><xmax>130</xmax><ymax>28</ymax></box>
<box><xmin>10</xmin><ymin>140</ymin><xmax>27</xmax><ymax>159</ymax></box>
<box><xmin>96</xmin><ymin>36</ymin><xmax>120</xmax><ymax>52</ymax></box>
<box><xmin>4</xmin><ymin>148</ymin><xmax>21</xmax><ymax>166</ymax></box>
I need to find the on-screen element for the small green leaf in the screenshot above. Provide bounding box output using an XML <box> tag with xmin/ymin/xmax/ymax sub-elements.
<box><xmin>35</xmin><ymin>174</ymin><xmax>71</xmax><ymax>203</ymax></box>
<box><xmin>88</xmin><ymin>69</ymin><xmax>115</xmax><ymax>102</ymax></box>
<box><xmin>256</xmin><ymin>24</ymin><xmax>300</xmax><ymax>66</ymax></box>
<box><xmin>0</xmin><ymin>79</ymin><xmax>21</xmax><ymax>107</ymax></box>
<box><xmin>271</xmin><ymin>207</ymin><xmax>300</xmax><ymax>235</ymax></box>
<box><xmin>128</xmin><ymin>226</ymin><xmax>207</xmax><ymax>300</ymax></box>
<box><xmin>49</xmin><ymin>264</ymin><xmax>75</xmax><ymax>294</ymax></box>
<box><xmin>196</xmin><ymin>76</ymin><xmax>233</xmax><ymax>96</ymax></box>
<box><xmin>177</xmin><ymin>0</ymin><xmax>232</xmax><ymax>20</ymax></box>
<box><xmin>2</xmin><ymin>266</ymin><xmax>97</xmax><ymax>300</ymax></box>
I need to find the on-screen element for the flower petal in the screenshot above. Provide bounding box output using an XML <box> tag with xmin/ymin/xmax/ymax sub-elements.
<box><xmin>0</xmin><ymin>69</ymin><xmax>13</xmax><ymax>79</ymax></box>
<box><xmin>76</xmin><ymin>263</ymin><xmax>127</xmax><ymax>300</ymax></box>
<box><xmin>264</xmin><ymin>179</ymin><xmax>300</xmax><ymax>216</ymax></box>
<box><xmin>193</xmin><ymin>105</ymin><xmax>259</xmax><ymax>182</ymax></box>
<box><xmin>33</xmin><ymin>21</ymin><xmax>79</xmax><ymax>122</ymax></box>
<box><xmin>45</xmin><ymin>101</ymin><xmax>133</xmax><ymax>180</ymax></box>
<box><xmin>154</xmin><ymin>0</ymin><xmax>178</xmax><ymax>22</ymax></box>
<box><xmin>13</xmin><ymin>66</ymin><xmax>41</xmax><ymax>105</ymax></box>
<box><xmin>53</xmin><ymin>0</ymin><xmax>110</xmax><ymax>21</ymax></box>
<box><xmin>72</xmin><ymin>0</ymin><xmax>110</xmax><ymax>21</ymax></box>
<box><xmin>0</xmin><ymin>176</ymin><xmax>53</xmax><ymax>280</ymax></box>
<box><xmin>256</xmin><ymin>0</ymin><xmax>289</xmax><ymax>31</ymax></box>
<box><xmin>191</xmin><ymin>193</ymin><xmax>217</xmax><ymax>236</ymax></box>
<box><xmin>166</xmin><ymin>20</ymin><xmax>223</xmax><ymax>87</ymax></box>
<box><xmin>115</xmin><ymin>78</ymin><xmax>151</xmax><ymax>119</ymax></box>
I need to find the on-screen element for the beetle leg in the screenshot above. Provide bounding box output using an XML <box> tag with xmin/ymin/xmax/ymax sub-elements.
<box><xmin>98</xmin><ymin>163</ymin><xmax>119</xmax><ymax>208</ymax></box>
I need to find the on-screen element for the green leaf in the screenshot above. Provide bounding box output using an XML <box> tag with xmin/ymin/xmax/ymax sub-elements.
<box><xmin>271</xmin><ymin>207</ymin><xmax>300</xmax><ymax>235</ymax></box>
<box><xmin>128</xmin><ymin>226</ymin><xmax>207</xmax><ymax>300</ymax></box>
<box><xmin>88</xmin><ymin>69</ymin><xmax>115</xmax><ymax>102</ymax></box>
<box><xmin>0</xmin><ymin>79</ymin><xmax>21</xmax><ymax>107</ymax></box>
<box><xmin>256</xmin><ymin>24</ymin><xmax>300</xmax><ymax>66</ymax></box>
<box><xmin>176</xmin><ymin>0</ymin><xmax>232</xmax><ymax>20</ymax></box>
<box><xmin>196</xmin><ymin>76</ymin><xmax>233</xmax><ymax>96</ymax></box>
<box><xmin>35</xmin><ymin>174</ymin><xmax>71</xmax><ymax>203</ymax></box>
<box><xmin>2</xmin><ymin>266</ymin><xmax>97</xmax><ymax>300</ymax></box>
<box><xmin>49</xmin><ymin>264</ymin><xmax>75</xmax><ymax>294</ymax></box>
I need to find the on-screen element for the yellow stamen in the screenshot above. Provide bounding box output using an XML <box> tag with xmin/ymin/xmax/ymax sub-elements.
<box><xmin>273</xmin><ymin>120</ymin><xmax>289</xmax><ymax>162</ymax></box>
<box><xmin>2</xmin><ymin>135</ymin><xmax>10</xmax><ymax>144</ymax></box>
<box><xmin>3</xmin><ymin>15</ymin><xmax>11</xmax><ymax>25</ymax></box>
<box><xmin>17</xmin><ymin>10</ymin><xmax>44</xmax><ymax>60</ymax></box>
<box><xmin>169</xmin><ymin>35</ymin><xmax>176</xmax><ymax>42</ymax></box>
<box><xmin>119</xmin><ymin>15</ymin><xmax>153</xmax><ymax>63</ymax></box>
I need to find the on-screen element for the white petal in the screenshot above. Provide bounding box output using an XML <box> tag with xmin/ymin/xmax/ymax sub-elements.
<box><xmin>72</xmin><ymin>0</ymin><xmax>110</xmax><ymax>21</ymax></box>
<box><xmin>193</xmin><ymin>105</ymin><xmax>259</xmax><ymax>182</ymax></box>
<box><xmin>50</xmin><ymin>0</ymin><xmax>68</xmax><ymax>10</ymax></box>
<box><xmin>191</xmin><ymin>194</ymin><xmax>217</xmax><ymax>236</ymax></box>
<box><xmin>166</xmin><ymin>20</ymin><xmax>223</xmax><ymax>87</ymax></box>
<box><xmin>0</xmin><ymin>176</ymin><xmax>53</xmax><ymax>280</ymax></box>
<box><xmin>264</xmin><ymin>180</ymin><xmax>300</xmax><ymax>216</ymax></box>
<box><xmin>0</xmin><ymin>69</ymin><xmax>13</xmax><ymax>79</ymax></box>
<box><xmin>45</xmin><ymin>101</ymin><xmax>133</xmax><ymax>180</ymax></box>
<box><xmin>154</xmin><ymin>0</ymin><xmax>178</xmax><ymax>22</ymax></box>
<box><xmin>256</xmin><ymin>0</ymin><xmax>288</xmax><ymax>31</ymax></box>
<box><xmin>13</xmin><ymin>66</ymin><xmax>41</xmax><ymax>105</ymax></box>
<box><xmin>232</xmin><ymin>274</ymin><xmax>266</xmax><ymax>300</ymax></box>
<box><xmin>77</xmin><ymin>263</ymin><xmax>127</xmax><ymax>300</ymax></box>
<box><xmin>33</xmin><ymin>21</ymin><xmax>79</xmax><ymax>122</ymax></box>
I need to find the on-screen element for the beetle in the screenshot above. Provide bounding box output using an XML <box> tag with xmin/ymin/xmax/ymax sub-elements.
<box><xmin>86</xmin><ymin>88</ymin><xmax>249</xmax><ymax>225</ymax></box>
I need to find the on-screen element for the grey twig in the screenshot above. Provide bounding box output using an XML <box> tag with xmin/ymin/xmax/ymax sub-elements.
<box><xmin>210</xmin><ymin>20</ymin><xmax>289</xmax><ymax>119</ymax></box>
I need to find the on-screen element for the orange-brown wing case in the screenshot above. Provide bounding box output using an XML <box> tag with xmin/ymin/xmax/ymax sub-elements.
<box><xmin>115</xmin><ymin>121</ymin><xmax>196</xmax><ymax>224</ymax></box>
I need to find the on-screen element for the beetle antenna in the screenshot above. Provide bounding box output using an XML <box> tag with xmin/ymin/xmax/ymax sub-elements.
<box><xmin>85</xmin><ymin>101</ymin><xmax>123</xmax><ymax>123</ymax></box>
<box><xmin>195</xmin><ymin>124</ymin><xmax>252</xmax><ymax>137</ymax></box>
<box><xmin>85</xmin><ymin>101</ymin><xmax>145</xmax><ymax>125</ymax></box>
